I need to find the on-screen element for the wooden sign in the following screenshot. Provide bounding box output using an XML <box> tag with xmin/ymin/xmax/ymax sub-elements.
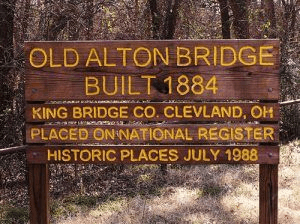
<box><xmin>26</xmin><ymin>124</ymin><xmax>279</xmax><ymax>144</ymax></box>
<box><xmin>25</xmin><ymin>40</ymin><xmax>279</xmax><ymax>69</ymax></box>
<box><xmin>25</xmin><ymin>40</ymin><xmax>280</xmax><ymax>224</ymax></box>
<box><xmin>25</xmin><ymin>40</ymin><xmax>280</xmax><ymax>165</ymax></box>
<box><xmin>26</xmin><ymin>102</ymin><xmax>279</xmax><ymax>122</ymax></box>
<box><xmin>25</xmin><ymin>41</ymin><xmax>280</xmax><ymax>101</ymax></box>
<box><xmin>27</xmin><ymin>145</ymin><xmax>279</xmax><ymax>164</ymax></box>
<box><xmin>25</xmin><ymin>72</ymin><xmax>279</xmax><ymax>101</ymax></box>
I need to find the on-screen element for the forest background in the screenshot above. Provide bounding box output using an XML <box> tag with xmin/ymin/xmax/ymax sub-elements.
<box><xmin>0</xmin><ymin>0</ymin><xmax>299</xmax><ymax>223</ymax></box>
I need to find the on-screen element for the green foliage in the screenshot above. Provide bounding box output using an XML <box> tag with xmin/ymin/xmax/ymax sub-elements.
<box><xmin>50</xmin><ymin>195</ymin><xmax>97</xmax><ymax>220</ymax></box>
<box><xmin>1</xmin><ymin>206</ymin><xmax>29</xmax><ymax>224</ymax></box>
<box><xmin>201</xmin><ymin>185</ymin><xmax>223</xmax><ymax>197</ymax></box>
<box><xmin>66</xmin><ymin>195</ymin><xmax>98</xmax><ymax>207</ymax></box>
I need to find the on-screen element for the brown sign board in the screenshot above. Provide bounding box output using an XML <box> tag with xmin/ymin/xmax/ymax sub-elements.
<box><xmin>25</xmin><ymin>40</ymin><xmax>280</xmax><ymax>165</ymax></box>
<box><xmin>25</xmin><ymin>102</ymin><xmax>279</xmax><ymax>122</ymax></box>
<box><xmin>25</xmin><ymin>72</ymin><xmax>279</xmax><ymax>101</ymax></box>
<box><xmin>26</xmin><ymin>145</ymin><xmax>279</xmax><ymax>164</ymax></box>
<box><xmin>26</xmin><ymin>124</ymin><xmax>279</xmax><ymax>144</ymax></box>
<box><xmin>25</xmin><ymin>40</ymin><xmax>279</xmax><ymax>72</ymax></box>
<box><xmin>25</xmin><ymin>40</ymin><xmax>279</xmax><ymax>101</ymax></box>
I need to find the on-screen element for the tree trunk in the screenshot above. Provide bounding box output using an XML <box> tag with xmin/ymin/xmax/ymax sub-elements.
<box><xmin>85</xmin><ymin>0</ymin><xmax>94</xmax><ymax>40</ymax></box>
<box><xmin>162</xmin><ymin>0</ymin><xmax>181</xmax><ymax>39</ymax></box>
<box><xmin>282</xmin><ymin>0</ymin><xmax>299</xmax><ymax>42</ymax></box>
<box><xmin>289</xmin><ymin>4</ymin><xmax>298</xmax><ymax>40</ymax></box>
<box><xmin>0</xmin><ymin>0</ymin><xmax>16</xmax><ymax>146</ymax></box>
<box><xmin>264</xmin><ymin>0</ymin><xmax>277</xmax><ymax>38</ymax></box>
<box><xmin>39</xmin><ymin>0</ymin><xmax>50</xmax><ymax>40</ymax></box>
<box><xmin>228</xmin><ymin>0</ymin><xmax>250</xmax><ymax>39</ymax></box>
<box><xmin>218</xmin><ymin>0</ymin><xmax>231</xmax><ymax>39</ymax></box>
<box><xmin>0</xmin><ymin>1</ymin><xmax>15</xmax><ymax>67</ymax></box>
<box><xmin>149</xmin><ymin>0</ymin><xmax>160</xmax><ymax>39</ymax></box>
<box><xmin>68</xmin><ymin>2</ymin><xmax>79</xmax><ymax>41</ymax></box>
<box><xmin>48</xmin><ymin>13</ymin><xmax>69</xmax><ymax>41</ymax></box>
<box><xmin>14</xmin><ymin>0</ymin><xmax>31</xmax><ymax>46</ymax></box>
<box><xmin>13</xmin><ymin>0</ymin><xmax>31</xmax><ymax>57</ymax></box>
<box><xmin>22</xmin><ymin>0</ymin><xmax>31</xmax><ymax>41</ymax></box>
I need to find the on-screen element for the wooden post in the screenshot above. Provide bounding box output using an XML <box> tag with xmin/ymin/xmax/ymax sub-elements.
<box><xmin>28</xmin><ymin>164</ymin><xmax>50</xmax><ymax>224</ymax></box>
<box><xmin>259</xmin><ymin>164</ymin><xmax>278</xmax><ymax>224</ymax></box>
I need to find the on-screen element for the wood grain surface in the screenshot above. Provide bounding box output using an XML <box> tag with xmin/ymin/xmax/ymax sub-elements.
<box><xmin>25</xmin><ymin>102</ymin><xmax>279</xmax><ymax>122</ymax></box>
<box><xmin>26</xmin><ymin>145</ymin><xmax>279</xmax><ymax>164</ymax></box>
<box><xmin>26</xmin><ymin>123</ymin><xmax>279</xmax><ymax>144</ymax></box>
